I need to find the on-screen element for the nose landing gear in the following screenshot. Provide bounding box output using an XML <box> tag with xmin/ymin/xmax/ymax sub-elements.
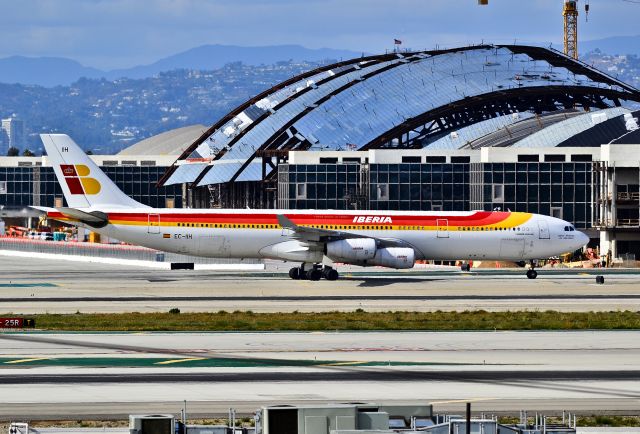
<box><xmin>288</xmin><ymin>263</ymin><xmax>339</xmax><ymax>281</ymax></box>
<box><xmin>526</xmin><ymin>260</ymin><xmax>538</xmax><ymax>279</ymax></box>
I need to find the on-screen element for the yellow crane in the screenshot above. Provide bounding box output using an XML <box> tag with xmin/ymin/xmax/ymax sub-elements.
<box><xmin>479</xmin><ymin>0</ymin><xmax>591</xmax><ymax>60</ymax></box>
<box><xmin>563</xmin><ymin>0</ymin><xmax>579</xmax><ymax>59</ymax></box>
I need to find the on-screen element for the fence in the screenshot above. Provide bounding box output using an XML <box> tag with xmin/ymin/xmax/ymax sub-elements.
<box><xmin>0</xmin><ymin>236</ymin><xmax>262</xmax><ymax>265</ymax></box>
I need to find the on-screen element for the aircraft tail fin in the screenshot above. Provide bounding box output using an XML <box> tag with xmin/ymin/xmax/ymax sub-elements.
<box><xmin>40</xmin><ymin>134</ymin><xmax>147</xmax><ymax>209</ymax></box>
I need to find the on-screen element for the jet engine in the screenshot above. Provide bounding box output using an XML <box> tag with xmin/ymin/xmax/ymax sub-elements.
<box><xmin>368</xmin><ymin>247</ymin><xmax>415</xmax><ymax>269</ymax></box>
<box><xmin>326</xmin><ymin>238</ymin><xmax>376</xmax><ymax>262</ymax></box>
<box><xmin>326</xmin><ymin>239</ymin><xmax>415</xmax><ymax>270</ymax></box>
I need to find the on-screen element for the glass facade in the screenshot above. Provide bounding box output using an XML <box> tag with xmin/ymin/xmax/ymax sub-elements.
<box><xmin>369</xmin><ymin>163</ymin><xmax>469</xmax><ymax>211</ymax></box>
<box><xmin>279</xmin><ymin>161</ymin><xmax>592</xmax><ymax>230</ymax></box>
<box><xmin>0</xmin><ymin>166</ymin><xmax>183</xmax><ymax>208</ymax></box>
<box><xmin>278</xmin><ymin>163</ymin><xmax>363</xmax><ymax>210</ymax></box>
<box><xmin>470</xmin><ymin>162</ymin><xmax>592</xmax><ymax>229</ymax></box>
<box><xmin>278</xmin><ymin>162</ymin><xmax>470</xmax><ymax>212</ymax></box>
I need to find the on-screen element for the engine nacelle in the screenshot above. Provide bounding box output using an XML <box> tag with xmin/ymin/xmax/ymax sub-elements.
<box><xmin>368</xmin><ymin>247</ymin><xmax>415</xmax><ymax>269</ymax></box>
<box><xmin>326</xmin><ymin>238</ymin><xmax>376</xmax><ymax>261</ymax></box>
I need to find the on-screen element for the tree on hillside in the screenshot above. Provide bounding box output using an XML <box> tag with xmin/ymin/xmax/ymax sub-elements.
<box><xmin>22</xmin><ymin>149</ymin><xmax>35</xmax><ymax>157</ymax></box>
<box><xmin>7</xmin><ymin>147</ymin><xmax>19</xmax><ymax>157</ymax></box>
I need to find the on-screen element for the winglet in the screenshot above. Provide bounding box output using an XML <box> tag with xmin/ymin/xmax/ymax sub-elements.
<box><xmin>277</xmin><ymin>214</ymin><xmax>297</xmax><ymax>229</ymax></box>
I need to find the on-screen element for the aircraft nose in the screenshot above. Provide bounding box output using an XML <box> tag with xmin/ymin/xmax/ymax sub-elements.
<box><xmin>576</xmin><ymin>230</ymin><xmax>589</xmax><ymax>248</ymax></box>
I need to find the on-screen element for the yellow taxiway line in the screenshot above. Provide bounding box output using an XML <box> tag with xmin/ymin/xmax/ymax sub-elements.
<box><xmin>4</xmin><ymin>357</ymin><xmax>50</xmax><ymax>364</ymax></box>
<box><xmin>319</xmin><ymin>361</ymin><xmax>366</xmax><ymax>367</ymax></box>
<box><xmin>154</xmin><ymin>357</ymin><xmax>206</xmax><ymax>365</ymax></box>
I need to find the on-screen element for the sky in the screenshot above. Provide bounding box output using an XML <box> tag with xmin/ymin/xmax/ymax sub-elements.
<box><xmin>0</xmin><ymin>0</ymin><xmax>638</xmax><ymax>70</ymax></box>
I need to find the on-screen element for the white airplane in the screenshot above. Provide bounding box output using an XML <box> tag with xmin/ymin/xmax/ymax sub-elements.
<box><xmin>35</xmin><ymin>134</ymin><xmax>589</xmax><ymax>280</ymax></box>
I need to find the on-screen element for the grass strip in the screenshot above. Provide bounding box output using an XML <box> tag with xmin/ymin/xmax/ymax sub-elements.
<box><xmin>5</xmin><ymin>310</ymin><xmax>640</xmax><ymax>331</ymax></box>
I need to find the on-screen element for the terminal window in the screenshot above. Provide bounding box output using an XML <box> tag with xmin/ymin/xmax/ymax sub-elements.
<box><xmin>377</xmin><ymin>184</ymin><xmax>389</xmax><ymax>200</ymax></box>
<box><xmin>296</xmin><ymin>183</ymin><xmax>307</xmax><ymax>199</ymax></box>
<box><xmin>551</xmin><ymin>207</ymin><xmax>563</xmax><ymax>219</ymax></box>
<box><xmin>492</xmin><ymin>184</ymin><xmax>504</xmax><ymax>201</ymax></box>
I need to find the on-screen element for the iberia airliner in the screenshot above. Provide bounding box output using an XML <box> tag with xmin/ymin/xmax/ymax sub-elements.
<box><xmin>35</xmin><ymin>134</ymin><xmax>589</xmax><ymax>280</ymax></box>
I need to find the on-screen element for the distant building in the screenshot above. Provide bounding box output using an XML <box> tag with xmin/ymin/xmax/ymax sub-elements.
<box><xmin>0</xmin><ymin>127</ymin><xmax>7</xmax><ymax>156</ymax></box>
<box><xmin>1</xmin><ymin>116</ymin><xmax>25</xmax><ymax>150</ymax></box>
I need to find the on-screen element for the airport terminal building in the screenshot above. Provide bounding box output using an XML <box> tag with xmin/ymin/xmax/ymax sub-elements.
<box><xmin>2</xmin><ymin>44</ymin><xmax>640</xmax><ymax>258</ymax></box>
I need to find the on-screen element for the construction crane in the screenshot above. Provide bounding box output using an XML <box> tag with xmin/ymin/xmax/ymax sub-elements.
<box><xmin>563</xmin><ymin>0</ymin><xmax>590</xmax><ymax>59</ymax></box>
<box><xmin>563</xmin><ymin>1</ymin><xmax>579</xmax><ymax>59</ymax></box>
<box><xmin>479</xmin><ymin>1</ymin><xmax>591</xmax><ymax>60</ymax></box>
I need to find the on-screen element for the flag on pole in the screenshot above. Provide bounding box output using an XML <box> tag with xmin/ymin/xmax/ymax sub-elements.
<box><xmin>394</xmin><ymin>39</ymin><xmax>402</xmax><ymax>45</ymax></box>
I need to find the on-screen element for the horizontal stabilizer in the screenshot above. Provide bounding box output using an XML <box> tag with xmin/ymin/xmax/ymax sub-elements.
<box><xmin>57</xmin><ymin>207</ymin><xmax>109</xmax><ymax>227</ymax></box>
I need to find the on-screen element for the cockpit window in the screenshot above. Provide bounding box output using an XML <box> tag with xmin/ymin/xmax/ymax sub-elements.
<box><xmin>564</xmin><ymin>226</ymin><xmax>575</xmax><ymax>232</ymax></box>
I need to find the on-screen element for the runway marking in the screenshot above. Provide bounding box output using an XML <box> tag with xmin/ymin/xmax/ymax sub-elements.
<box><xmin>4</xmin><ymin>357</ymin><xmax>50</xmax><ymax>364</ymax></box>
<box><xmin>319</xmin><ymin>361</ymin><xmax>366</xmax><ymax>367</ymax></box>
<box><xmin>154</xmin><ymin>357</ymin><xmax>206</xmax><ymax>365</ymax></box>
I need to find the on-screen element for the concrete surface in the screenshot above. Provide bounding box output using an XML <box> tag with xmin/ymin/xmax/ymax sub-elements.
<box><xmin>2</xmin><ymin>256</ymin><xmax>640</xmax><ymax>419</ymax></box>
<box><xmin>1</xmin><ymin>256</ymin><xmax>640</xmax><ymax>313</ymax></box>
<box><xmin>0</xmin><ymin>331</ymin><xmax>638</xmax><ymax>419</ymax></box>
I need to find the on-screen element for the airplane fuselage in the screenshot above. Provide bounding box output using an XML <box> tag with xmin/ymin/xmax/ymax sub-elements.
<box><xmin>37</xmin><ymin>133</ymin><xmax>591</xmax><ymax>280</ymax></box>
<box><xmin>48</xmin><ymin>208</ymin><xmax>588</xmax><ymax>262</ymax></box>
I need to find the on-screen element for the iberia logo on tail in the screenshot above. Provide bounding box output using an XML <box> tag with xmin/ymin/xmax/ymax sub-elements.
<box><xmin>60</xmin><ymin>164</ymin><xmax>101</xmax><ymax>195</ymax></box>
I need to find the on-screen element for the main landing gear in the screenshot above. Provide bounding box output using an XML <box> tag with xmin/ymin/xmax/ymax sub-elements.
<box><xmin>288</xmin><ymin>263</ymin><xmax>339</xmax><ymax>281</ymax></box>
<box><xmin>526</xmin><ymin>260</ymin><xmax>538</xmax><ymax>279</ymax></box>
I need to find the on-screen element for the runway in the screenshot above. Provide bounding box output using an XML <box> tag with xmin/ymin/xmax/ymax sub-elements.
<box><xmin>2</xmin><ymin>256</ymin><xmax>640</xmax><ymax>313</ymax></box>
<box><xmin>0</xmin><ymin>331</ymin><xmax>639</xmax><ymax>419</ymax></box>
<box><xmin>2</xmin><ymin>257</ymin><xmax>640</xmax><ymax>419</ymax></box>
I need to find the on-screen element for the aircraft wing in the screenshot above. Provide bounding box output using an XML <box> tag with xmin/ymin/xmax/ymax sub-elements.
<box><xmin>276</xmin><ymin>214</ymin><xmax>410</xmax><ymax>248</ymax></box>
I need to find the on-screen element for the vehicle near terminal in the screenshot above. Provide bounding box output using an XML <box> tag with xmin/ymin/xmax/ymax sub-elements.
<box><xmin>35</xmin><ymin>134</ymin><xmax>589</xmax><ymax>280</ymax></box>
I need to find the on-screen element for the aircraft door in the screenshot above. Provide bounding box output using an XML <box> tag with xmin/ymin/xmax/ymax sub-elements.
<box><xmin>436</xmin><ymin>219</ymin><xmax>449</xmax><ymax>238</ymax></box>
<box><xmin>538</xmin><ymin>219</ymin><xmax>550</xmax><ymax>239</ymax></box>
<box><xmin>148</xmin><ymin>214</ymin><xmax>160</xmax><ymax>234</ymax></box>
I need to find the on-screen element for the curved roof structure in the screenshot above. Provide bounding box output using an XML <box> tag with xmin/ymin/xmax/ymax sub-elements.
<box><xmin>160</xmin><ymin>44</ymin><xmax>640</xmax><ymax>187</ymax></box>
<box><xmin>510</xmin><ymin>107</ymin><xmax>630</xmax><ymax>148</ymax></box>
<box><xmin>559</xmin><ymin>109</ymin><xmax>640</xmax><ymax>146</ymax></box>
<box><xmin>118</xmin><ymin>124</ymin><xmax>207</xmax><ymax>156</ymax></box>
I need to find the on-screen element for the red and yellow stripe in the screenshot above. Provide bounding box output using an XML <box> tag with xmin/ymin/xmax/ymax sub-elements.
<box><xmin>47</xmin><ymin>211</ymin><xmax>532</xmax><ymax>232</ymax></box>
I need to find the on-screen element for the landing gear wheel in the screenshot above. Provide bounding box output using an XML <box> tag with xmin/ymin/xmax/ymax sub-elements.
<box><xmin>323</xmin><ymin>268</ymin><xmax>339</xmax><ymax>281</ymax></box>
<box><xmin>289</xmin><ymin>267</ymin><xmax>302</xmax><ymax>280</ymax></box>
<box><xmin>306</xmin><ymin>268</ymin><xmax>322</xmax><ymax>281</ymax></box>
<box><xmin>461</xmin><ymin>263</ymin><xmax>471</xmax><ymax>272</ymax></box>
<box><xmin>526</xmin><ymin>269</ymin><xmax>538</xmax><ymax>279</ymax></box>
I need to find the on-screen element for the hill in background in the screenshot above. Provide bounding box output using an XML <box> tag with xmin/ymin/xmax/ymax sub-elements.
<box><xmin>0</xmin><ymin>44</ymin><xmax>364</xmax><ymax>87</ymax></box>
<box><xmin>0</xmin><ymin>40</ymin><xmax>638</xmax><ymax>155</ymax></box>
